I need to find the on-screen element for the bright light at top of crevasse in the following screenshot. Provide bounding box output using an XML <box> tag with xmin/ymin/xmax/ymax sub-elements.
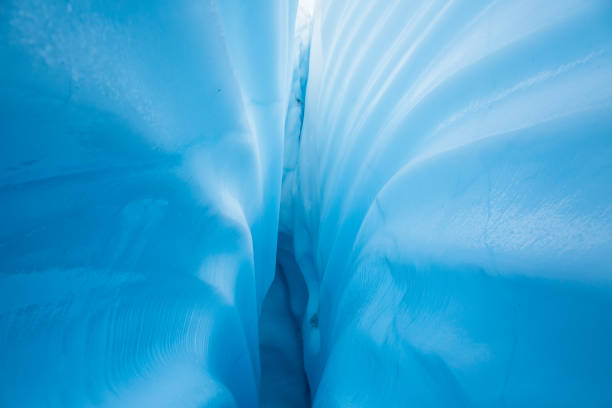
<box><xmin>299</xmin><ymin>0</ymin><xmax>315</xmax><ymax>17</ymax></box>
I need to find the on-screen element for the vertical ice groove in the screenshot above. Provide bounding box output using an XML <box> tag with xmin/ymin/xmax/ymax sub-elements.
<box><xmin>295</xmin><ymin>0</ymin><xmax>612</xmax><ymax>406</ymax></box>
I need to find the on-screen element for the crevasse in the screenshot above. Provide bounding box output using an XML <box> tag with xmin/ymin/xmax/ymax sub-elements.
<box><xmin>2</xmin><ymin>1</ymin><xmax>612</xmax><ymax>407</ymax></box>
<box><xmin>259</xmin><ymin>5</ymin><xmax>312</xmax><ymax>407</ymax></box>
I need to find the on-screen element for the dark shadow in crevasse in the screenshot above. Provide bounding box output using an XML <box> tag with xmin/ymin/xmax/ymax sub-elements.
<box><xmin>259</xmin><ymin>232</ymin><xmax>311</xmax><ymax>408</ymax></box>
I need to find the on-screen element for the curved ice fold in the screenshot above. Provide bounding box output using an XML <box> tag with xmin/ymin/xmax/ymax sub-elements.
<box><xmin>0</xmin><ymin>0</ymin><xmax>296</xmax><ymax>406</ymax></box>
<box><xmin>293</xmin><ymin>0</ymin><xmax>612</xmax><ymax>406</ymax></box>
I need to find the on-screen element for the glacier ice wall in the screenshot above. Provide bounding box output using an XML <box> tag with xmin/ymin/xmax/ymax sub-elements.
<box><xmin>2</xmin><ymin>0</ymin><xmax>612</xmax><ymax>407</ymax></box>
<box><xmin>0</xmin><ymin>0</ymin><xmax>297</xmax><ymax>406</ymax></box>
<box><xmin>293</xmin><ymin>0</ymin><xmax>612</xmax><ymax>406</ymax></box>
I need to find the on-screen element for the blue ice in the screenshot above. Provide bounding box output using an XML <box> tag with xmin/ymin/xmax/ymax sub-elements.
<box><xmin>1</xmin><ymin>0</ymin><xmax>612</xmax><ymax>407</ymax></box>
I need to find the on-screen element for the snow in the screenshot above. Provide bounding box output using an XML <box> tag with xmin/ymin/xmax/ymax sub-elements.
<box><xmin>1</xmin><ymin>0</ymin><xmax>612</xmax><ymax>407</ymax></box>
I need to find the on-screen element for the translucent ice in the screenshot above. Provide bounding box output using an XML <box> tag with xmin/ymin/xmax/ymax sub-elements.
<box><xmin>0</xmin><ymin>0</ymin><xmax>297</xmax><ymax>406</ymax></box>
<box><xmin>294</xmin><ymin>1</ymin><xmax>612</xmax><ymax>406</ymax></box>
<box><xmin>2</xmin><ymin>0</ymin><xmax>612</xmax><ymax>407</ymax></box>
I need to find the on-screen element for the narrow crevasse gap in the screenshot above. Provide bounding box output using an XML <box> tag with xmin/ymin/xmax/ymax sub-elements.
<box><xmin>259</xmin><ymin>3</ymin><xmax>313</xmax><ymax>407</ymax></box>
<box><xmin>259</xmin><ymin>245</ymin><xmax>311</xmax><ymax>408</ymax></box>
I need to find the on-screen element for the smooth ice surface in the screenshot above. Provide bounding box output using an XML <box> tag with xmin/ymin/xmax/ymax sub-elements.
<box><xmin>0</xmin><ymin>1</ymin><xmax>297</xmax><ymax>406</ymax></box>
<box><xmin>293</xmin><ymin>0</ymin><xmax>612</xmax><ymax>406</ymax></box>
<box><xmin>2</xmin><ymin>0</ymin><xmax>612</xmax><ymax>407</ymax></box>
